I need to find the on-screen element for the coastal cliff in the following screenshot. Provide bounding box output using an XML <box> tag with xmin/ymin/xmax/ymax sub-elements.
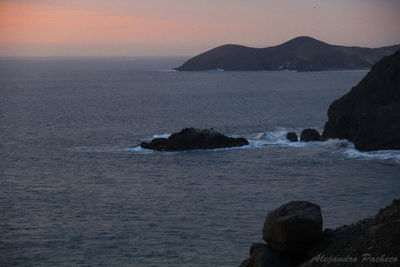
<box><xmin>322</xmin><ymin>50</ymin><xmax>400</xmax><ymax>151</ymax></box>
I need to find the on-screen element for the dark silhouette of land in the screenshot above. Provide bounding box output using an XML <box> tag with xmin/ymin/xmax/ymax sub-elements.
<box><xmin>323</xmin><ymin>50</ymin><xmax>400</xmax><ymax>151</ymax></box>
<box><xmin>139</xmin><ymin>128</ymin><xmax>248</xmax><ymax>151</ymax></box>
<box><xmin>176</xmin><ymin>36</ymin><xmax>400</xmax><ymax>71</ymax></box>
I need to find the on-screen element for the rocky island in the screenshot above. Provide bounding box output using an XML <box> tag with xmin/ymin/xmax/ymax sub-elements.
<box><xmin>175</xmin><ymin>36</ymin><xmax>399</xmax><ymax>72</ymax></box>
<box><xmin>140</xmin><ymin>128</ymin><xmax>249</xmax><ymax>151</ymax></box>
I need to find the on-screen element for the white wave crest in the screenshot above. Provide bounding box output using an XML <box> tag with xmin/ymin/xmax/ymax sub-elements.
<box><xmin>343</xmin><ymin>148</ymin><xmax>400</xmax><ymax>163</ymax></box>
<box><xmin>152</xmin><ymin>133</ymin><xmax>171</xmax><ymax>139</ymax></box>
<box><xmin>123</xmin><ymin>146</ymin><xmax>154</xmax><ymax>154</ymax></box>
<box><xmin>245</xmin><ymin>129</ymin><xmax>305</xmax><ymax>148</ymax></box>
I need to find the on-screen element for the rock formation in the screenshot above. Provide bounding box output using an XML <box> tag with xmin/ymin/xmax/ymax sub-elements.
<box><xmin>241</xmin><ymin>201</ymin><xmax>323</xmax><ymax>267</ymax></box>
<box><xmin>323</xmin><ymin>50</ymin><xmax>400</xmax><ymax>151</ymax></box>
<box><xmin>263</xmin><ymin>201</ymin><xmax>323</xmax><ymax>254</ymax></box>
<box><xmin>286</xmin><ymin>132</ymin><xmax>298</xmax><ymax>142</ymax></box>
<box><xmin>302</xmin><ymin>199</ymin><xmax>400</xmax><ymax>266</ymax></box>
<box><xmin>140</xmin><ymin>128</ymin><xmax>249</xmax><ymax>151</ymax></box>
<box><xmin>300</xmin><ymin>129</ymin><xmax>322</xmax><ymax>142</ymax></box>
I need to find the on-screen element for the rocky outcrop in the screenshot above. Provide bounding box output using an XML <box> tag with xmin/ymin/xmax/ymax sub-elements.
<box><xmin>303</xmin><ymin>199</ymin><xmax>400</xmax><ymax>266</ymax></box>
<box><xmin>323</xmin><ymin>50</ymin><xmax>400</xmax><ymax>151</ymax></box>
<box><xmin>140</xmin><ymin>128</ymin><xmax>249</xmax><ymax>151</ymax></box>
<box><xmin>286</xmin><ymin>132</ymin><xmax>298</xmax><ymax>142</ymax></box>
<box><xmin>240</xmin><ymin>199</ymin><xmax>400</xmax><ymax>267</ymax></box>
<box><xmin>176</xmin><ymin>36</ymin><xmax>400</xmax><ymax>71</ymax></box>
<box><xmin>300</xmin><ymin>129</ymin><xmax>322</xmax><ymax>142</ymax></box>
<box><xmin>263</xmin><ymin>201</ymin><xmax>323</xmax><ymax>254</ymax></box>
<box><xmin>241</xmin><ymin>201</ymin><xmax>323</xmax><ymax>267</ymax></box>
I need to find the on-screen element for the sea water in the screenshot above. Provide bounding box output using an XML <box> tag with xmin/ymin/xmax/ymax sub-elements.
<box><xmin>1</xmin><ymin>57</ymin><xmax>399</xmax><ymax>266</ymax></box>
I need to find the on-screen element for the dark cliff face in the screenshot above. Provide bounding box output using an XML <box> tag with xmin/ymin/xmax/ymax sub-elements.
<box><xmin>323</xmin><ymin>50</ymin><xmax>400</xmax><ymax>151</ymax></box>
<box><xmin>175</xmin><ymin>36</ymin><xmax>400</xmax><ymax>71</ymax></box>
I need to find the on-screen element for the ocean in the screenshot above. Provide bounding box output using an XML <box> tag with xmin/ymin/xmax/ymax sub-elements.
<box><xmin>1</xmin><ymin>57</ymin><xmax>399</xmax><ymax>266</ymax></box>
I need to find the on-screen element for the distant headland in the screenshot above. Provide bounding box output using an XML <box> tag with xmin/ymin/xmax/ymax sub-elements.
<box><xmin>175</xmin><ymin>36</ymin><xmax>400</xmax><ymax>71</ymax></box>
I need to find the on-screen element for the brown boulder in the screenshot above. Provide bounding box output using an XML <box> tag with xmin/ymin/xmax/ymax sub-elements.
<box><xmin>263</xmin><ymin>201</ymin><xmax>323</xmax><ymax>254</ymax></box>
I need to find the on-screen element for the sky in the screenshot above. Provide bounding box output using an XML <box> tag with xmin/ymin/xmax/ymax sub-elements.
<box><xmin>1</xmin><ymin>0</ymin><xmax>399</xmax><ymax>56</ymax></box>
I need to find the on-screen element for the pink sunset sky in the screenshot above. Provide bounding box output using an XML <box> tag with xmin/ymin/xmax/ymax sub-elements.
<box><xmin>1</xmin><ymin>0</ymin><xmax>399</xmax><ymax>56</ymax></box>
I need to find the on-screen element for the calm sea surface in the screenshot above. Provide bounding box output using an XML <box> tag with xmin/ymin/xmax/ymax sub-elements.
<box><xmin>1</xmin><ymin>57</ymin><xmax>399</xmax><ymax>266</ymax></box>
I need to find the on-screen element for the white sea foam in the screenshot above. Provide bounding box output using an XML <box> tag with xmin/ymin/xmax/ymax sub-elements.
<box><xmin>244</xmin><ymin>129</ymin><xmax>305</xmax><ymax>148</ymax></box>
<box><xmin>152</xmin><ymin>133</ymin><xmax>171</xmax><ymax>139</ymax></box>
<box><xmin>343</xmin><ymin>148</ymin><xmax>400</xmax><ymax>163</ymax></box>
<box><xmin>124</xmin><ymin>146</ymin><xmax>143</xmax><ymax>152</ymax></box>
<box><xmin>123</xmin><ymin>146</ymin><xmax>155</xmax><ymax>154</ymax></box>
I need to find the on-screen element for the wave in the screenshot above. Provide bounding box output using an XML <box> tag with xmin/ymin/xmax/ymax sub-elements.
<box><xmin>152</xmin><ymin>133</ymin><xmax>171</xmax><ymax>139</ymax></box>
<box><xmin>243</xmin><ymin>129</ymin><xmax>400</xmax><ymax>163</ymax></box>
<box><xmin>343</xmin><ymin>148</ymin><xmax>400</xmax><ymax>163</ymax></box>
<box><xmin>125</xmin><ymin>129</ymin><xmax>400</xmax><ymax>163</ymax></box>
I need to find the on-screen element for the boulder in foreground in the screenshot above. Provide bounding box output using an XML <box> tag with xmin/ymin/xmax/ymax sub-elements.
<box><xmin>323</xmin><ymin>50</ymin><xmax>400</xmax><ymax>151</ymax></box>
<box><xmin>263</xmin><ymin>201</ymin><xmax>323</xmax><ymax>254</ymax></box>
<box><xmin>140</xmin><ymin>128</ymin><xmax>249</xmax><ymax>151</ymax></box>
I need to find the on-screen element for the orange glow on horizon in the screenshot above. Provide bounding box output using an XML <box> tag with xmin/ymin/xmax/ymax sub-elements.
<box><xmin>0</xmin><ymin>1</ymin><xmax>252</xmax><ymax>54</ymax></box>
<box><xmin>1</xmin><ymin>1</ymin><xmax>399</xmax><ymax>56</ymax></box>
<box><xmin>1</xmin><ymin>2</ymin><xmax>212</xmax><ymax>45</ymax></box>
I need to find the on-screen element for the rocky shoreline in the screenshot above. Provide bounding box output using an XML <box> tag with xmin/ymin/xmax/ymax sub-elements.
<box><xmin>239</xmin><ymin>50</ymin><xmax>400</xmax><ymax>267</ymax></box>
<box><xmin>240</xmin><ymin>199</ymin><xmax>400</xmax><ymax>267</ymax></box>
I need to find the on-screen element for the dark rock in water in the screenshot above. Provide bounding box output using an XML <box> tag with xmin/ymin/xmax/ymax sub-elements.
<box><xmin>175</xmin><ymin>36</ymin><xmax>400</xmax><ymax>72</ymax></box>
<box><xmin>140</xmin><ymin>128</ymin><xmax>249</xmax><ymax>151</ymax></box>
<box><xmin>286</xmin><ymin>132</ymin><xmax>298</xmax><ymax>142</ymax></box>
<box><xmin>140</xmin><ymin>138</ymin><xmax>168</xmax><ymax>150</ymax></box>
<box><xmin>300</xmin><ymin>129</ymin><xmax>322</xmax><ymax>142</ymax></box>
<box><xmin>322</xmin><ymin>50</ymin><xmax>400</xmax><ymax>151</ymax></box>
<box><xmin>239</xmin><ymin>243</ymin><xmax>295</xmax><ymax>267</ymax></box>
<box><xmin>263</xmin><ymin>201</ymin><xmax>323</xmax><ymax>255</ymax></box>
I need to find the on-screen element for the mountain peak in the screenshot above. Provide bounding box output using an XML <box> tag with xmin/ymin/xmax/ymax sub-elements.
<box><xmin>281</xmin><ymin>36</ymin><xmax>329</xmax><ymax>47</ymax></box>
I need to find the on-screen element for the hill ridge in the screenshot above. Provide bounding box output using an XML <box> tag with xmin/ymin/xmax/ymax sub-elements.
<box><xmin>175</xmin><ymin>36</ymin><xmax>400</xmax><ymax>71</ymax></box>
